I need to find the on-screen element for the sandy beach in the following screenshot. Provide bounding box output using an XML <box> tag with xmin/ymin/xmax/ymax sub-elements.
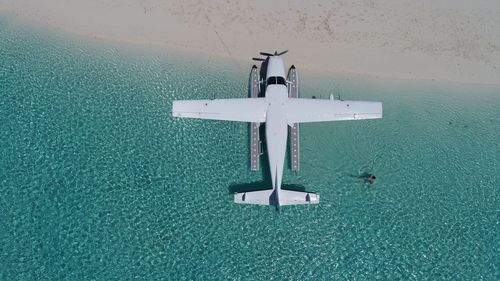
<box><xmin>1</xmin><ymin>0</ymin><xmax>499</xmax><ymax>85</ymax></box>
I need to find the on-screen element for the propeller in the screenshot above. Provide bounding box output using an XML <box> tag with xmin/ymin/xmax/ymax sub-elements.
<box><xmin>259</xmin><ymin>50</ymin><xmax>288</xmax><ymax>57</ymax></box>
<box><xmin>253</xmin><ymin>50</ymin><xmax>288</xmax><ymax>61</ymax></box>
<box><xmin>277</xmin><ymin>50</ymin><xmax>288</xmax><ymax>56</ymax></box>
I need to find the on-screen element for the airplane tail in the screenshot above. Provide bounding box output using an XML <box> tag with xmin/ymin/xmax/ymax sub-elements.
<box><xmin>234</xmin><ymin>189</ymin><xmax>319</xmax><ymax>206</ymax></box>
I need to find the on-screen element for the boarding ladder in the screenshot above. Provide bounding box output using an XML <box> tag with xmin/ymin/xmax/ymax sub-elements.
<box><xmin>287</xmin><ymin>65</ymin><xmax>300</xmax><ymax>172</ymax></box>
<box><xmin>249</xmin><ymin>65</ymin><xmax>262</xmax><ymax>171</ymax></box>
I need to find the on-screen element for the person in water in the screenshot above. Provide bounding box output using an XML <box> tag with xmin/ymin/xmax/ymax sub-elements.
<box><xmin>358</xmin><ymin>173</ymin><xmax>376</xmax><ymax>185</ymax></box>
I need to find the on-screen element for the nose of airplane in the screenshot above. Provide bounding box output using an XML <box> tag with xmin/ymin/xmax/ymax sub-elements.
<box><xmin>266</xmin><ymin>56</ymin><xmax>286</xmax><ymax>78</ymax></box>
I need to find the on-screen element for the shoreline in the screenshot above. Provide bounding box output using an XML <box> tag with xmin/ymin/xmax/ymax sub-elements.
<box><xmin>1</xmin><ymin>1</ymin><xmax>500</xmax><ymax>85</ymax></box>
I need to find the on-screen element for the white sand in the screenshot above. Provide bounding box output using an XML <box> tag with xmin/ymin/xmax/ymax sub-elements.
<box><xmin>1</xmin><ymin>0</ymin><xmax>500</xmax><ymax>85</ymax></box>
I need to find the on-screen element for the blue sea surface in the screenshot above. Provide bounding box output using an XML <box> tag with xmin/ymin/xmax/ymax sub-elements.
<box><xmin>1</xmin><ymin>14</ymin><xmax>499</xmax><ymax>280</ymax></box>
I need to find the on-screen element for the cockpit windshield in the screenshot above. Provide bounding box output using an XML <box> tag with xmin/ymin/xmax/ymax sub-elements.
<box><xmin>266</xmin><ymin>76</ymin><xmax>286</xmax><ymax>86</ymax></box>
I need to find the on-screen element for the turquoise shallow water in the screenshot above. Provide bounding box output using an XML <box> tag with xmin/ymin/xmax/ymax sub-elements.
<box><xmin>1</xmin><ymin>14</ymin><xmax>499</xmax><ymax>280</ymax></box>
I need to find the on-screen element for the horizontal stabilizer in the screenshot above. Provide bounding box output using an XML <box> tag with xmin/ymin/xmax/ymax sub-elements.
<box><xmin>234</xmin><ymin>189</ymin><xmax>276</xmax><ymax>205</ymax></box>
<box><xmin>234</xmin><ymin>189</ymin><xmax>319</xmax><ymax>206</ymax></box>
<box><xmin>280</xmin><ymin>190</ymin><xmax>319</xmax><ymax>205</ymax></box>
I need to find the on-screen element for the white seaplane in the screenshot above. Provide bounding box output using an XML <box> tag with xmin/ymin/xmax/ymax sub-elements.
<box><xmin>172</xmin><ymin>51</ymin><xmax>382</xmax><ymax>208</ymax></box>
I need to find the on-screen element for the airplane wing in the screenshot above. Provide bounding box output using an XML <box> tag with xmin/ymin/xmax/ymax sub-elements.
<box><xmin>286</xmin><ymin>98</ymin><xmax>382</xmax><ymax>123</ymax></box>
<box><xmin>172</xmin><ymin>98</ymin><xmax>268</xmax><ymax>122</ymax></box>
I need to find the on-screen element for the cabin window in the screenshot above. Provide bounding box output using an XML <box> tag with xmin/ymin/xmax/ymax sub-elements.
<box><xmin>267</xmin><ymin>76</ymin><xmax>286</xmax><ymax>85</ymax></box>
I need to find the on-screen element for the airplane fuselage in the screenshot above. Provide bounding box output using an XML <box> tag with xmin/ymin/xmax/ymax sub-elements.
<box><xmin>263</xmin><ymin>56</ymin><xmax>290</xmax><ymax>206</ymax></box>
